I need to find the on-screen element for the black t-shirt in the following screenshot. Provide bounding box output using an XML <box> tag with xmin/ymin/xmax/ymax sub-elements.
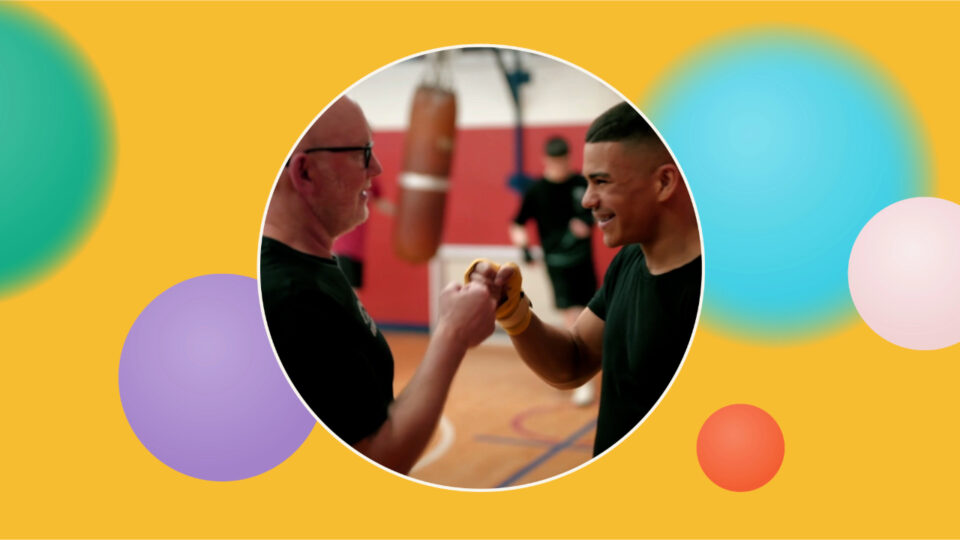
<box><xmin>259</xmin><ymin>236</ymin><xmax>394</xmax><ymax>445</ymax></box>
<box><xmin>587</xmin><ymin>244</ymin><xmax>702</xmax><ymax>455</ymax></box>
<box><xmin>513</xmin><ymin>174</ymin><xmax>593</xmax><ymax>268</ymax></box>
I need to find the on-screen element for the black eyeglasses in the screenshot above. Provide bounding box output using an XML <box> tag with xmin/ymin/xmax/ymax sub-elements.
<box><xmin>287</xmin><ymin>142</ymin><xmax>374</xmax><ymax>169</ymax></box>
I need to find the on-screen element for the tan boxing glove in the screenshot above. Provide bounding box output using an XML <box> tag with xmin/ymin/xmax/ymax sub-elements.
<box><xmin>464</xmin><ymin>259</ymin><xmax>533</xmax><ymax>336</ymax></box>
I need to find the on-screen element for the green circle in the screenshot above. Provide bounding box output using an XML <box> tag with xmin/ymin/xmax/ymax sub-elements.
<box><xmin>0</xmin><ymin>5</ymin><xmax>113</xmax><ymax>296</ymax></box>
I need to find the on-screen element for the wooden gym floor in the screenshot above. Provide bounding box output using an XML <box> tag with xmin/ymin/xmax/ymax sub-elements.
<box><xmin>386</xmin><ymin>332</ymin><xmax>600</xmax><ymax>490</ymax></box>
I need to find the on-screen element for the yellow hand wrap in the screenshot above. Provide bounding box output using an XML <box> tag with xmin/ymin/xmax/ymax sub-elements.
<box><xmin>464</xmin><ymin>258</ymin><xmax>533</xmax><ymax>336</ymax></box>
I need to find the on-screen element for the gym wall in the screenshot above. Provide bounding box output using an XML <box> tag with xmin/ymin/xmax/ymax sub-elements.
<box><xmin>347</xmin><ymin>49</ymin><xmax>627</xmax><ymax>328</ymax></box>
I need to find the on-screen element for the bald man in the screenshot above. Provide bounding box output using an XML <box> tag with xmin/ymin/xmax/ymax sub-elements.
<box><xmin>470</xmin><ymin>102</ymin><xmax>702</xmax><ymax>455</ymax></box>
<box><xmin>261</xmin><ymin>97</ymin><xmax>496</xmax><ymax>474</ymax></box>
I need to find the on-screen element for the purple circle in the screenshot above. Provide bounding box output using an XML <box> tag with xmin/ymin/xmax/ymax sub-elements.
<box><xmin>119</xmin><ymin>274</ymin><xmax>314</xmax><ymax>481</ymax></box>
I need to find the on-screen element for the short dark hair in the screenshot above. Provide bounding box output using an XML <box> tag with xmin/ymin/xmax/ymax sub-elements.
<box><xmin>544</xmin><ymin>136</ymin><xmax>569</xmax><ymax>157</ymax></box>
<box><xmin>585</xmin><ymin>102</ymin><xmax>657</xmax><ymax>144</ymax></box>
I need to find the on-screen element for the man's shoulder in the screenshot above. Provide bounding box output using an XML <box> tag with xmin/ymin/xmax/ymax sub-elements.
<box><xmin>610</xmin><ymin>246</ymin><xmax>703</xmax><ymax>287</ymax></box>
<box><xmin>261</xmin><ymin>239</ymin><xmax>347</xmax><ymax>305</ymax></box>
<box><xmin>601</xmin><ymin>245</ymin><xmax>645</xmax><ymax>284</ymax></box>
<box><xmin>261</xmin><ymin>238</ymin><xmax>338</xmax><ymax>272</ymax></box>
<box><xmin>524</xmin><ymin>179</ymin><xmax>547</xmax><ymax>196</ymax></box>
<box><xmin>261</xmin><ymin>272</ymin><xmax>338</xmax><ymax>315</ymax></box>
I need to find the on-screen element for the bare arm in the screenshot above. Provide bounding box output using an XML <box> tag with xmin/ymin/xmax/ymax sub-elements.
<box><xmin>509</xmin><ymin>307</ymin><xmax>604</xmax><ymax>389</ymax></box>
<box><xmin>353</xmin><ymin>282</ymin><xmax>495</xmax><ymax>474</ymax></box>
<box><xmin>352</xmin><ymin>323</ymin><xmax>465</xmax><ymax>474</ymax></box>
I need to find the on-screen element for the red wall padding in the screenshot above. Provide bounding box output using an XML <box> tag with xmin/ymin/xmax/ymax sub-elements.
<box><xmin>359</xmin><ymin>125</ymin><xmax>619</xmax><ymax>326</ymax></box>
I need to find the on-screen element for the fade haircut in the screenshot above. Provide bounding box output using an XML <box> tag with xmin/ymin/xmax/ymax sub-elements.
<box><xmin>585</xmin><ymin>102</ymin><xmax>658</xmax><ymax>145</ymax></box>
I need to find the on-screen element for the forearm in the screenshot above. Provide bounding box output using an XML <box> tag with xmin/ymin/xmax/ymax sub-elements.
<box><xmin>509</xmin><ymin>313</ymin><xmax>596</xmax><ymax>389</ymax></box>
<box><xmin>353</xmin><ymin>324</ymin><xmax>466</xmax><ymax>474</ymax></box>
<box><xmin>509</xmin><ymin>224</ymin><xmax>529</xmax><ymax>247</ymax></box>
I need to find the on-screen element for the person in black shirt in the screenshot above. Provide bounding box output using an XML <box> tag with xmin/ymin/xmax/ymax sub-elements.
<box><xmin>468</xmin><ymin>102</ymin><xmax>702</xmax><ymax>455</ymax></box>
<box><xmin>510</xmin><ymin>136</ymin><xmax>599</xmax><ymax>406</ymax></box>
<box><xmin>261</xmin><ymin>96</ymin><xmax>497</xmax><ymax>474</ymax></box>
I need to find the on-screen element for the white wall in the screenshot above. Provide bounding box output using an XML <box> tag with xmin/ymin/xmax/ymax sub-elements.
<box><xmin>347</xmin><ymin>47</ymin><xmax>625</xmax><ymax>130</ymax></box>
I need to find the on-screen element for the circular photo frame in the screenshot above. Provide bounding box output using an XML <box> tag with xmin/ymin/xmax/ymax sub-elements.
<box><xmin>257</xmin><ymin>44</ymin><xmax>704</xmax><ymax>491</ymax></box>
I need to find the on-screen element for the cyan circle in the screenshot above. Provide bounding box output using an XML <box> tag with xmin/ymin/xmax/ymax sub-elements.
<box><xmin>646</xmin><ymin>30</ymin><xmax>928</xmax><ymax>339</ymax></box>
<box><xmin>0</xmin><ymin>6</ymin><xmax>113</xmax><ymax>296</ymax></box>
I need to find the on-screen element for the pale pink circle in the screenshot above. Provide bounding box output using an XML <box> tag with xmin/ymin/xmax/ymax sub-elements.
<box><xmin>849</xmin><ymin>197</ymin><xmax>960</xmax><ymax>350</ymax></box>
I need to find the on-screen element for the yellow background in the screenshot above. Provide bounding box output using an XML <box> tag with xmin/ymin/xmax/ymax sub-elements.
<box><xmin>2</xmin><ymin>2</ymin><xmax>959</xmax><ymax>537</ymax></box>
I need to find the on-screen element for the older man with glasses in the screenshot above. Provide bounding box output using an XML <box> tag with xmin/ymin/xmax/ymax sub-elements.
<box><xmin>260</xmin><ymin>96</ymin><xmax>497</xmax><ymax>474</ymax></box>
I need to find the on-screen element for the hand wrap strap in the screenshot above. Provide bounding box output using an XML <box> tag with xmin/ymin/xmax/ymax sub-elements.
<box><xmin>464</xmin><ymin>258</ymin><xmax>533</xmax><ymax>336</ymax></box>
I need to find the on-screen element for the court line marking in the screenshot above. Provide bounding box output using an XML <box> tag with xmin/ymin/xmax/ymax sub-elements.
<box><xmin>496</xmin><ymin>418</ymin><xmax>598</xmax><ymax>488</ymax></box>
<box><xmin>410</xmin><ymin>415</ymin><xmax>455</xmax><ymax>473</ymax></box>
<box><xmin>474</xmin><ymin>434</ymin><xmax>592</xmax><ymax>451</ymax></box>
<box><xmin>510</xmin><ymin>402</ymin><xmax>600</xmax><ymax>445</ymax></box>
<box><xmin>511</xmin><ymin>403</ymin><xmax>570</xmax><ymax>440</ymax></box>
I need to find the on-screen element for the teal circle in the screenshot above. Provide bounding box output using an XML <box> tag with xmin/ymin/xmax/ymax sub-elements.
<box><xmin>0</xmin><ymin>6</ymin><xmax>113</xmax><ymax>296</ymax></box>
<box><xmin>646</xmin><ymin>29</ymin><xmax>929</xmax><ymax>340</ymax></box>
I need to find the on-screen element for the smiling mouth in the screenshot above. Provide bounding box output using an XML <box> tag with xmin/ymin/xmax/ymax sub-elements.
<box><xmin>595</xmin><ymin>214</ymin><xmax>615</xmax><ymax>228</ymax></box>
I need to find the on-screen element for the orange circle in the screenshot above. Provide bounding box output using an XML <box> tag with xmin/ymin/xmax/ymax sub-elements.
<box><xmin>697</xmin><ymin>404</ymin><xmax>784</xmax><ymax>492</ymax></box>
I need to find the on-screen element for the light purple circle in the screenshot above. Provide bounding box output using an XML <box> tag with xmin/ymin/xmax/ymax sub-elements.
<box><xmin>119</xmin><ymin>274</ymin><xmax>314</xmax><ymax>481</ymax></box>
<box><xmin>849</xmin><ymin>197</ymin><xmax>960</xmax><ymax>350</ymax></box>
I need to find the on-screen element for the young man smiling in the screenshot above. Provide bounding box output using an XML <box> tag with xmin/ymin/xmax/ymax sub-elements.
<box><xmin>468</xmin><ymin>102</ymin><xmax>702</xmax><ymax>455</ymax></box>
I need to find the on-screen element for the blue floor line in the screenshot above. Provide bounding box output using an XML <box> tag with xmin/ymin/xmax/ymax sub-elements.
<box><xmin>474</xmin><ymin>434</ymin><xmax>592</xmax><ymax>450</ymax></box>
<box><xmin>496</xmin><ymin>419</ymin><xmax>597</xmax><ymax>488</ymax></box>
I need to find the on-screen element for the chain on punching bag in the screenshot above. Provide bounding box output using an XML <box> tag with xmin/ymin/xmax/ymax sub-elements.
<box><xmin>393</xmin><ymin>52</ymin><xmax>457</xmax><ymax>263</ymax></box>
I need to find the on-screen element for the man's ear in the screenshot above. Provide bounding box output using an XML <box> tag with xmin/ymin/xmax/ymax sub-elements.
<box><xmin>286</xmin><ymin>153</ymin><xmax>313</xmax><ymax>195</ymax></box>
<box><xmin>655</xmin><ymin>163</ymin><xmax>681</xmax><ymax>202</ymax></box>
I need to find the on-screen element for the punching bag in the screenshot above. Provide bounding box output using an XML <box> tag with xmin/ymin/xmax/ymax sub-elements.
<box><xmin>393</xmin><ymin>85</ymin><xmax>457</xmax><ymax>263</ymax></box>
